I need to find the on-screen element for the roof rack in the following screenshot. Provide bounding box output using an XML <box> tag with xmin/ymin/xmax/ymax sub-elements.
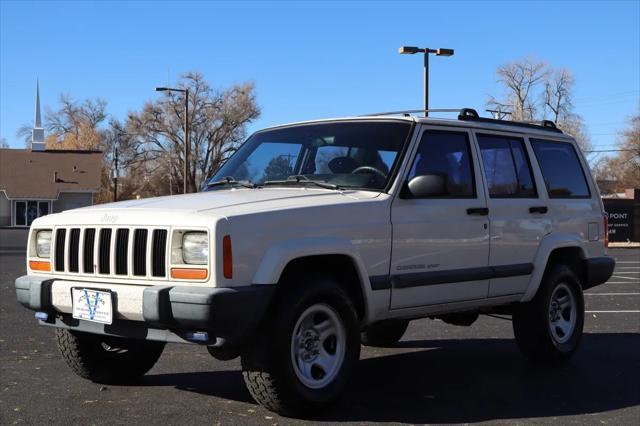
<box><xmin>458</xmin><ymin>109</ymin><xmax>563</xmax><ymax>133</ymax></box>
<box><xmin>362</xmin><ymin>107</ymin><xmax>563</xmax><ymax>133</ymax></box>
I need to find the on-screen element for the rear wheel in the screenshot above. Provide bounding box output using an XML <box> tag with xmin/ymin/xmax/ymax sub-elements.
<box><xmin>513</xmin><ymin>264</ymin><xmax>584</xmax><ymax>362</ymax></box>
<box><xmin>241</xmin><ymin>277</ymin><xmax>360</xmax><ymax>416</ymax></box>
<box><xmin>361</xmin><ymin>319</ymin><xmax>409</xmax><ymax>347</ymax></box>
<box><xmin>55</xmin><ymin>328</ymin><xmax>165</xmax><ymax>384</ymax></box>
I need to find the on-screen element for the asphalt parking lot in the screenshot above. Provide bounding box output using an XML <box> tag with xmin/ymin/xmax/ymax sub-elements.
<box><xmin>1</xmin><ymin>229</ymin><xmax>638</xmax><ymax>425</ymax></box>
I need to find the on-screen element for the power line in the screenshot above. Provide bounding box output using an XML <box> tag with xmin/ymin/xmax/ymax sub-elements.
<box><xmin>583</xmin><ymin>149</ymin><xmax>637</xmax><ymax>153</ymax></box>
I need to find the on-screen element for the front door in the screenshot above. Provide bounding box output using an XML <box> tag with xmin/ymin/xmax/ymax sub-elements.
<box><xmin>474</xmin><ymin>132</ymin><xmax>551</xmax><ymax>297</ymax></box>
<box><xmin>390</xmin><ymin>127</ymin><xmax>490</xmax><ymax>309</ymax></box>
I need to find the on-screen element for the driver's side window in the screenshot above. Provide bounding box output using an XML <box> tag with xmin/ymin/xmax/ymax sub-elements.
<box><xmin>407</xmin><ymin>130</ymin><xmax>476</xmax><ymax>198</ymax></box>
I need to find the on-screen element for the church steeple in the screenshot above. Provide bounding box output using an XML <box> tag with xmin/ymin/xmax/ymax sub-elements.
<box><xmin>31</xmin><ymin>80</ymin><xmax>45</xmax><ymax>151</ymax></box>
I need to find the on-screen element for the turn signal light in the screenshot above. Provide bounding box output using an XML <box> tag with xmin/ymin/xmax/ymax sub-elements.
<box><xmin>603</xmin><ymin>214</ymin><xmax>609</xmax><ymax>248</ymax></box>
<box><xmin>170</xmin><ymin>268</ymin><xmax>208</xmax><ymax>280</ymax></box>
<box><xmin>29</xmin><ymin>260</ymin><xmax>51</xmax><ymax>272</ymax></box>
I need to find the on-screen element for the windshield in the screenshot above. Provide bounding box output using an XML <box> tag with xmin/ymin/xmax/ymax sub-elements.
<box><xmin>207</xmin><ymin>121</ymin><xmax>412</xmax><ymax>191</ymax></box>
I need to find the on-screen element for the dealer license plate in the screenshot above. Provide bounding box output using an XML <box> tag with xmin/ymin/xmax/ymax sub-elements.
<box><xmin>71</xmin><ymin>288</ymin><xmax>113</xmax><ymax>325</ymax></box>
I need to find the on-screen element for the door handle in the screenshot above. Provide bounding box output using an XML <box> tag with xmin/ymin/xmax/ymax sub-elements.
<box><xmin>529</xmin><ymin>206</ymin><xmax>548</xmax><ymax>214</ymax></box>
<box><xmin>466</xmin><ymin>207</ymin><xmax>489</xmax><ymax>216</ymax></box>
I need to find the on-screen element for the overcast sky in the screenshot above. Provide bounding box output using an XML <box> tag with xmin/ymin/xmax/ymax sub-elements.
<box><xmin>1</xmin><ymin>0</ymin><xmax>638</xmax><ymax>160</ymax></box>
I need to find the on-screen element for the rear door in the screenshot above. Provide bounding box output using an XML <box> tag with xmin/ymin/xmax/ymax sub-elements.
<box><xmin>474</xmin><ymin>132</ymin><xmax>551</xmax><ymax>297</ymax></box>
<box><xmin>390</xmin><ymin>126</ymin><xmax>490</xmax><ymax>309</ymax></box>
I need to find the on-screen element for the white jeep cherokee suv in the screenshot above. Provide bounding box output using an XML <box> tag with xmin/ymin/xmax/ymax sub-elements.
<box><xmin>16</xmin><ymin>108</ymin><xmax>615</xmax><ymax>416</ymax></box>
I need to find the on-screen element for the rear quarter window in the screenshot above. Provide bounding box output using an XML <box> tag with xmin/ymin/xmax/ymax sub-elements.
<box><xmin>530</xmin><ymin>139</ymin><xmax>590</xmax><ymax>198</ymax></box>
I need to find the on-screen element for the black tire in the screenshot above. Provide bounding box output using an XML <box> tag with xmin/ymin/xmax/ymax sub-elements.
<box><xmin>241</xmin><ymin>277</ymin><xmax>360</xmax><ymax>417</ymax></box>
<box><xmin>55</xmin><ymin>328</ymin><xmax>165</xmax><ymax>384</ymax></box>
<box><xmin>513</xmin><ymin>264</ymin><xmax>584</xmax><ymax>363</ymax></box>
<box><xmin>361</xmin><ymin>319</ymin><xmax>409</xmax><ymax>347</ymax></box>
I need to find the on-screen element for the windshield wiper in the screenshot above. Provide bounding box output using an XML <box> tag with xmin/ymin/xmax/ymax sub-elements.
<box><xmin>263</xmin><ymin>175</ymin><xmax>342</xmax><ymax>190</ymax></box>
<box><xmin>206</xmin><ymin>177</ymin><xmax>256</xmax><ymax>189</ymax></box>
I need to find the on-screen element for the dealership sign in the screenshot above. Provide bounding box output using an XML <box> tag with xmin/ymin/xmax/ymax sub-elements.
<box><xmin>606</xmin><ymin>206</ymin><xmax>634</xmax><ymax>242</ymax></box>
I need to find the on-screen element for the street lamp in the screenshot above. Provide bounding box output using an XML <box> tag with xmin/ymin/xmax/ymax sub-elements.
<box><xmin>155</xmin><ymin>86</ymin><xmax>190</xmax><ymax>194</ymax></box>
<box><xmin>398</xmin><ymin>46</ymin><xmax>454</xmax><ymax>116</ymax></box>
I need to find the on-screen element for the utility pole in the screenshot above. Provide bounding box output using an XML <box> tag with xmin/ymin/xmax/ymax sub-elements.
<box><xmin>184</xmin><ymin>88</ymin><xmax>190</xmax><ymax>194</ymax></box>
<box><xmin>155</xmin><ymin>86</ymin><xmax>190</xmax><ymax>194</ymax></box>
<box><xmin>486</xmin><ymin>108</ymin><xmax>513</xmax><ymax>120</ymax></box>
<box><xmin>113</xmin><ymin>147</ymin><xmax>118</xmax><ymax>202</ymax></box>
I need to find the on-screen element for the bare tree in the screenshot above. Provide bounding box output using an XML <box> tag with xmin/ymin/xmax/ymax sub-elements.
<box><xmin>126</xmin><ymin>71</ymin><xmax>260</xmax><ymax>193</ymax></box>
<box><xmin>488</xmin><ymin>58</ymin><xmax>549</xmax><ymax>121</ymax></box>
<box><xmin>542</xmin><ymin>69</ymin><xmax>591</xmax><ymax>150</ymax></box>
<box><xmin>0</xmin><ymin>137</ymin><xmax>9</xmax><ymax>148</ymax></box>
<box><xmin>487</xmin><ymin>58</ymin><xmax>591</xmax><ymax>151</ymax></box>
<box><xmin>592</xmin><ymin>113</ymin><xmax>640</xmax><ymax>191</ymax></box>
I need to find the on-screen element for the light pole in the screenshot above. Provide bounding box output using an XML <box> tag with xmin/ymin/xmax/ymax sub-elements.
<box><xmin>398</xmin><ymin>46</ymin><xmax>454</xmax><ymax>117</ymax></box>
<box><xmin>155</xmin><ymin>86</ymin><xmax>190</xmax><ymax>194</ymax></box>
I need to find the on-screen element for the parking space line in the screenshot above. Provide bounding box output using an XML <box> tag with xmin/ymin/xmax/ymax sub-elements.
<box><xmin>585</xmin><ymin>310</ymin><xmax>640</xmax><ymax>313</ymax></box>
<box><xmin>585</xmin><ymin>293</ymin><xmax>640</xmax><ymax>296</ymax></box>
<box><xmin>615</xmin><ymin>261</ymin><xmax>640</xmax><ymax>264</ymax></box>
<box><xmin>612</xmin><ymin>276</ymin><xmax>640</xmax><ymax>280</ymax></box>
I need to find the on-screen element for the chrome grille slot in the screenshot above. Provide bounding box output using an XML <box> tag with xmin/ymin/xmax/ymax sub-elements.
<box><xmin>54</xmin><ymin>228</ymin><xmax>66</xmax><ymax>271</ymax></box>
<box><xmin>115</xmin><ymin>229</ymin><xmax>129</xmax><ymax>275</ymax></box>
<box><xmin>133</xmin><ymin>229</ymin><xmax>148</xmax><ymax>276</ymax></box>
<box><xmin>99</xmin><ymin>228</ymin><xmax>112</xmax><ymax>274</ymax></box>
<box><xmin>68</xmin><ymin>228</ymin><xmax>81</xmax><ymax>273</ymax></box>
<box><xmin>152</xmin><ymin>229</ymin><xmax>167</xmax><ymax>277</ymax></box>
<box><xmin>83</xmin><ymin>228</ymin><xmax>96</xmax><ymax>273</ymax></box>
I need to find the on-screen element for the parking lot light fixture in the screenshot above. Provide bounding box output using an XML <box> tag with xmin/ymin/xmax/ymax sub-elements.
<box><xmin>398</xmin><ymin>45</ymin><xmax>455</xmax><ymax>116</ymax></box>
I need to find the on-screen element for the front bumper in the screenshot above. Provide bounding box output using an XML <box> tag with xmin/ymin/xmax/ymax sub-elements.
<box><xmin>15</xmin><ymin>275</ymin><xmax>275</xmax><ymax>349</ymax></box>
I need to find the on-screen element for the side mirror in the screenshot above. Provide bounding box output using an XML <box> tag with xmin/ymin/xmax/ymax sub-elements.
<box><xmin>401</xmin><ymin>174</ymin><xmax>447</xmax><ymax>198</ymax></box>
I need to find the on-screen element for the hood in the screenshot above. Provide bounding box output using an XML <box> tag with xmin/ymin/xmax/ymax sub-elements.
<box><xmin>79</xmin><ymin>187</ymin><xmax>381</xmax><ymax>215</ymax></box>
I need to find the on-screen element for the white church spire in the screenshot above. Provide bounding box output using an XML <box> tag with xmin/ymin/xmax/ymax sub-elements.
<box><xmin>31</xmin><ymin>80</ymin><xmax>45</xmax><ymax>151</ymax></box>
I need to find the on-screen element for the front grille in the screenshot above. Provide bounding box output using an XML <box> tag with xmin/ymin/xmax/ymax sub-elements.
<box><xmin>53</xmin><ymin>226</ymin><xmax>168</xmax><ymax>279</ymax></box>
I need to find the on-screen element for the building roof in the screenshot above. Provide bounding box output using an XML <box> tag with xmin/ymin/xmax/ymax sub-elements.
<box><xmin>0</xmin><ymin>149</ymin><xmax>103</xmax><ymax>199</ymax></box>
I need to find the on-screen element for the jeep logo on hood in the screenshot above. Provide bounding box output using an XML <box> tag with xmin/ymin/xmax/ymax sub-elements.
<box><xmin>100</xmin><ymin>213</ymin><xmax>118</xmax><ymax>224</ymax></box>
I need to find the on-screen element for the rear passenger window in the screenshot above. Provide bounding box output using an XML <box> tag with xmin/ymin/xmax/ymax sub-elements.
<box><xmin>408</xmin><ymin>130</ymin><xmax>475</xmax><ymax>198</ymax></box>
<box><xmin>477</xmin><ymin>134</ymin><xmax>536</xmax><ymax>198</ymax></box>
<box><xmin>530</xmin><ymin>139</ymin><xmax>590</xmax><ymax>198</ymax></box>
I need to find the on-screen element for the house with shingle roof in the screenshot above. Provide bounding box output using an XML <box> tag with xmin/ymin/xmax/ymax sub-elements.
<box><xmin>0</xmin><ymin>83</ymin><xmax>102</xmax><ymax>227</ymax></box>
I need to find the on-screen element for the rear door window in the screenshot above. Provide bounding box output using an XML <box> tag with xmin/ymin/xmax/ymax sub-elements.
<box><xmin>477</xmin><ymin>134</ymin><xmax>537</xmax><ymax>198</ymax></box>
<box><xmin>530</xmin><ymin>139</ymin><xmax>590</xmax><ymax>198</ymax></box>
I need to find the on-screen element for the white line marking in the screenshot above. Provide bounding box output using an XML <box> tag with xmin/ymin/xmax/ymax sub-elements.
<box><xmin>586</xmin><ymin>310</ymin><xmax>640</xmax><ymax>313</ymax></box>
<box><xmin>605</xmin><ymin>281</ymin><xmax>640</xmax><ymax>284</ymax></box>
<box><xmin>612</xmin><ymin>276</ymin><xmax>640</xmax><ymax>280</ymax></box>
<box><xmin>616</xmin><ymin>267</ymin><xmax>640</xmax><ymax>270</ymax></box>
<box><xmin>615</xmin><ymin>261</ymin><xmax>640</xmax><ymax>264</ymax></box>
<box><xmin>585</xmin><ymin>293</ymin><xmax>640</xmax><ymax>296</ymax></box>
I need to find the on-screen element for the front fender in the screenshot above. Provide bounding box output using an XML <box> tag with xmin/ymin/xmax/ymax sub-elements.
<box><xmin>521</xmin><ymin>233</ymin><xmax>587</xmax><ymax>301</ymax></box>
<box><xmin>251</xmin><ymin>236</ymin><xmax>375</xmax><ymax>321</ymax></box>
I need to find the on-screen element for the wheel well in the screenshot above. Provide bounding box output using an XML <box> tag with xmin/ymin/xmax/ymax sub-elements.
<box><xmin>545</xmin><ymin>247</ymin><xmax>587</xmax><ymax>286</ymax></box>
<box><xmin>277</xmin><ymin>255</ymin><xmax>366</xmax><ymax>320</ymax></box>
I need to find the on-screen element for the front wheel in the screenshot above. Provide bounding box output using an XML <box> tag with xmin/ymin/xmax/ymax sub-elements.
<box><xmin>241</xmin><ymin>278</ymin><xmax>360</xmax><ymax>416</ymax></box>
<box><xmin>55</xmin><ymin>328</ymin><xmax>165</xmax><ymax>384</ymax></box>
<box><xmin>513</xmin><ymin>264</ymin><xmax>584</xmax><ymax>363</ymax></box>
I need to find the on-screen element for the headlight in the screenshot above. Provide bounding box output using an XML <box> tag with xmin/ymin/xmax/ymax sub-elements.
<box><xmin>182</xmin><ymin>232</ymin><xmax>208</xmax><ymax>264</ymax></box>
<box><xmin>36</xmin><ymin>230</ymin><xmax>52</xmax><ymax>258</ymax></box>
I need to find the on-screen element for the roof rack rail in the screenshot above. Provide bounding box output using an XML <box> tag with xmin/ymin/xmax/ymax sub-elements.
<box><xmin>361</xmin><ymin>108</ymin><xmax>467</xmax><ymax>117</ymax></box>
<box><xmin>458</xmin><ymin>112</ymin><xmax>563</xmax><ymax>133</ymax></box>
<box><xmin>361</xmin><ymin>108</ymin><xmax>563</xmax><ymax>133</ymax></box>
